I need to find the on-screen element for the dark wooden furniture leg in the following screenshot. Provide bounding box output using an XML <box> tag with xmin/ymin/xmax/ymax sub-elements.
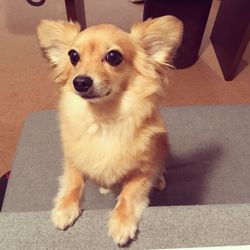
<box><xmin>65</xmin><ymin>0</ymin><xmax>86</xmax><ymax>29</ymax></box>
<box><xmin>143</xmin><ymin>0</ymin><xmax>212</xmax><ymax>69</ymax></box>
<box><xmin>211</xmin><ymin>0</ymin><xmax>250</xmax><ymax>81</ymax></box>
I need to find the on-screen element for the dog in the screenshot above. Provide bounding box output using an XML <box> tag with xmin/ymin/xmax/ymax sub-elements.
<box><xmin>37</xmin><ymin>16</ymin><xmax>183</xmax><ymax>245</ymax></box>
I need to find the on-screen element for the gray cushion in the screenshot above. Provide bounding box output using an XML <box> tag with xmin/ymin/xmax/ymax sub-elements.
<box><xmin>3</xmin><ymin>105</ymin><xmax>250</xmax><ymax>212</ymax></box>
<box><xmin>1</xmin><ymin>105</ymin><xmax>250</xmax><ymax>249</ymax></box>
<box><xmin>0</xmin><ymin>205</ymin><xmax>250</xmax><ymax>249</ymax></box>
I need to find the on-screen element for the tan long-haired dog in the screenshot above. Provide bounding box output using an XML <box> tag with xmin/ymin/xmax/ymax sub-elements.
<box><xmin>37</xmin><ymin>16</ymin><xmax>183</xmax><ymax>245</ymax></box>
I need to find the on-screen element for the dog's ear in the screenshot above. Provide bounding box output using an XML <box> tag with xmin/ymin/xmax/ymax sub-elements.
<box><xmin>130</xmin><ymin>16</ymin><xmax>183</xmax><ymax>67</ymax></box>
<box><xmin>37</xmin><ymin>20</ymin><xmax>80</xmax><ymax>64</ymax></box>
<box><xmin>37</xmin><ymin>20</ymin><xmax>81</xmax><ymax>82</ymax></box>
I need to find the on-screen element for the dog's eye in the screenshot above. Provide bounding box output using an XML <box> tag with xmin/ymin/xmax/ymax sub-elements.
<box><xmin>105</xmin><ymin>50</ymin><xmax>123</xmax><ymax>66</ymax></box>
<box><xmin>68</xmin><ymin>49</ymin><xmax>80</xmax><ymax>66</ymax></box>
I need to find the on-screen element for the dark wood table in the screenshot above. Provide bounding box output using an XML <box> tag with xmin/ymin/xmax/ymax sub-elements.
<box><xmin>32</xmin><ymin>0</ymin><xmax>249</xmax><ymax>81</ymax></box>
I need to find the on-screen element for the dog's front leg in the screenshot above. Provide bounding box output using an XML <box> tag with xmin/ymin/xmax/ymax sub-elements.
<box><xmin>51</xmin><ymin>161</ymin><xmax>84</xmax><ymax>230</ymax></box>
<box><xmin>108</xmin><ymin>173</ymin><xmax>152</xmax><ymax>245</ymax></box>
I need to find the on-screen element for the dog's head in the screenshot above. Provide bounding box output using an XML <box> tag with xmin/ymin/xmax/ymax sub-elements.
<box><xmin>37</xmin><ymin>16</ymin><xmax>183</xmax><ymax>102</ymax></box>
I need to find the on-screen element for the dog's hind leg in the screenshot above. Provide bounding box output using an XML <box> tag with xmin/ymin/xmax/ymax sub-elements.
<box><xmin>154</xmin><ymin>174</ymin><xmax>166</xmax><ymax>191</ymax></box>
<box><xmin>99</xmin><ymin>187</ymin><xmax>111</xmax><ymax>195</ymax></box>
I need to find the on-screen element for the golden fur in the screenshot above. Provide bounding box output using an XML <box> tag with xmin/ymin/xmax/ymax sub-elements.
<box><xmin>37</xmin><ymin>16</ymin><xmax>183</xmax><ymax>245</ymax></box>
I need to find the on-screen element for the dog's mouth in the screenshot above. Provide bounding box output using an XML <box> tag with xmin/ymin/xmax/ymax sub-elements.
<box><xmin>79</xmin><ymin>90</ymin><xmax>111</xmax><ymax>100</ymax></box>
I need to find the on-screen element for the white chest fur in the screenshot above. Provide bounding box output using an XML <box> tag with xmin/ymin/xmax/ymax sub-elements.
<box><xmin>59</xmin><ymin>92</ymin><xmax>144</xmax><ymax>187</ymax></box>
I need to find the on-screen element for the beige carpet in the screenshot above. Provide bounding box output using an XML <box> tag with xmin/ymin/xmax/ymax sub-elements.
<box><xmin>0</xmin><ymin>0</ymin><xmax>249</xmax><ymax>177</ymax></box>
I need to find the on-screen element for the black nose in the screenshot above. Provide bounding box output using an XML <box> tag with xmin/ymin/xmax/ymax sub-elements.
<box><xmin>73</xmin><ymin>75</ymin><xmax>93</xmax><ymax>92</ymax></box>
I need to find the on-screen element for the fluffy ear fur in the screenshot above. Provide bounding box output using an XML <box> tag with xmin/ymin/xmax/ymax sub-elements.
<box><xmin>130</xmin><ymin>16</ymin><xmax>183</xmax><ymax>67</ymax></box>
<box><xmin>37</xmin><ymin>20</ymin><xmax>81</xmax><ymax>83</ymax></box>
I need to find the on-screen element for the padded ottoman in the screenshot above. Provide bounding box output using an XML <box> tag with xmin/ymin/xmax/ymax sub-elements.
<box><xmin>1</xmin><ymin>105</ymin><xmax>250</xmax><ymax>249</ymax></box>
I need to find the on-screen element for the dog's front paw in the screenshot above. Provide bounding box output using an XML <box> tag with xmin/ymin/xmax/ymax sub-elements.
<box><xmin>108</xmin><ymin>211</ymin><xmax>137</xmax><ymax>246</ymax></box>
<box><xmin>51</xmin><ymin>203</ymin><xmax>82</xmax><ymax>230</ymax></box>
